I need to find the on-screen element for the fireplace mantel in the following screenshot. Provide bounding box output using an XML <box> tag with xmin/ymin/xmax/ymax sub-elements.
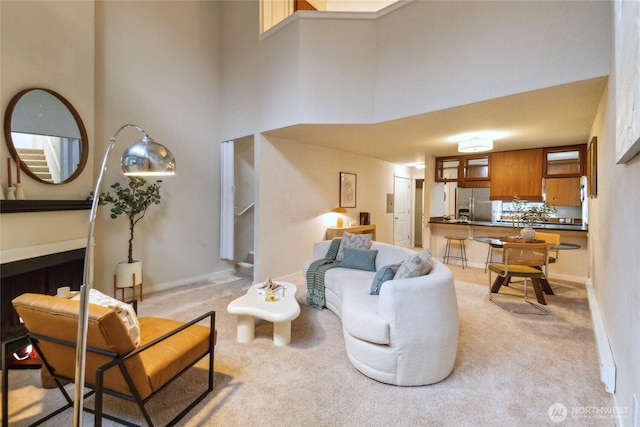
<box><xmin>0</xmin><ymin>199</ymin><xmax>92</xmax><ymax>214</ymax></box>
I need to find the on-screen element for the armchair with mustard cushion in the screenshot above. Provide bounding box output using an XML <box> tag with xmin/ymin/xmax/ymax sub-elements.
<box><xmin>2</xmin><ymin>293</ymin><xmax>215</xmax><ymax>427</ymax></box>
<box><xmin>488</xmin><ymin>242</ymin><xmax>550</xmax><ymax>315</ymax></box>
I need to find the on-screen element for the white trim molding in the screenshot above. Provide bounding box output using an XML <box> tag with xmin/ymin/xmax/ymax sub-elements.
<box><xmin>585</xmin><ymin>278</ymin><xmax>616</xmax><ymax>393</ymax></box>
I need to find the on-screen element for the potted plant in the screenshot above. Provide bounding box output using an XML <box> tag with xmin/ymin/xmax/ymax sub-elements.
<box><xmin>92</xmin><ymin>177</ymin><xmax>163</xmax><ymax>289</ymax></box>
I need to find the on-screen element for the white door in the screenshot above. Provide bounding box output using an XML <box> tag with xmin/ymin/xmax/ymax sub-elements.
<box><xmin>394</xmin><ymin>176</ymin><xmax>411</xmax><ymax>247</ymax></box>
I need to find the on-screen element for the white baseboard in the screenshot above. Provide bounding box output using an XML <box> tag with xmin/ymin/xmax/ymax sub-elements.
<box><xmin>149</xmin><ymin>268</ymin><xmax>238</xmax><ymax>295</ymax></box>
<box><xmin>585</xmin><ymin>278</ymin><xmax>616</xmax><ymax>393</ymax></box>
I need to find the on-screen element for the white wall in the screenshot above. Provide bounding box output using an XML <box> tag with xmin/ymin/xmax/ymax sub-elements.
<box><xmin>588</xmin><ymin>27</ymin><xmax>640</xmax><ymax>423</ymax></box>
<box><xmin>229</xmin><ymin>0</ymin><xmax>610</xmax><ymax>133</ymax></box>
<box><xmin>93</xmin><ymin>1</ymin><xmax>228</xmax><ymax>294</ymax></box>
<box><xmin>0</xmin><ymin>1</ymin><xmax>94</xmax><ymax>260</ymax></box>
<box><xmin>255</xmin><ymin>134</ymin><xmax>409</xmax><ymax>280</ymax></box>
<box><xmin>374</xmin><ymin>0</ymin><xmax>610</xmax><ymax>122</ymax></box>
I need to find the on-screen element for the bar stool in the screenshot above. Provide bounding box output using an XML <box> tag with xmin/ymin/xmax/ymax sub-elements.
<box><xmin>484</xmin><ymin>242</ymin><xmax>503</xmax><ymax>273</ymax></box>
<box><xmin>443</xmin><ymin>236</ymin><xmax>468</xmax><ymax>269</ymax></box>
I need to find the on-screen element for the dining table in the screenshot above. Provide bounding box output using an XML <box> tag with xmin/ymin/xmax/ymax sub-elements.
<box><xmin>474</xmin><ymin>236</ymin><xmax>582</xmax><ymax>301</ymax></box>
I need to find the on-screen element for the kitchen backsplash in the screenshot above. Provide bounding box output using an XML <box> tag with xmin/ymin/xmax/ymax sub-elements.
<box><xmin>496</xmin><ymin>201</ymin><xmax>583</xmax><ymax>223</ymax></box>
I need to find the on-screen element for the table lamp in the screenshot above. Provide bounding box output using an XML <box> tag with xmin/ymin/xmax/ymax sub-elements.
<box><xmin>332</xmin><ymin>207</ymin><xmax>348</xmax><ymax>228</ymax></box>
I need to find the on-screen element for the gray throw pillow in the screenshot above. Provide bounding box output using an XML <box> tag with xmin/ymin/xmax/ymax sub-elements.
<box><xmin>370</xmin><ymin>263</ymin><xmax>400</xmax><ymax>295</ymax></box>
<box><xmin>418</xmin><ymin>248</ymin><xmax>433</xmax><ymax>274</ymax></box>
<box><xmin>336</xmin><ymin>232</ymin><xmax>372</xmax><ymax>261</ymax></box>
<box><xmin>340</xmin><ymin>248</ymin><xmax>378</xmax><ymax>271</ymax></box>
<box><xmin>394</xmin><ymin>249</ymin><xmax>433</xmax><ymax>279</ymax></box>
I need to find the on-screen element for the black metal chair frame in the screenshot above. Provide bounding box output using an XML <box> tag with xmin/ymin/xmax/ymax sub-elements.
<box><xmin>2</xmin><ymin>310</ymin><xmax>215</xmax><ymax>427</ymax></box>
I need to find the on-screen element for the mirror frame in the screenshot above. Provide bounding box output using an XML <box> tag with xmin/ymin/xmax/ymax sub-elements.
<box><xmin>3</xmin><ymin>88</ymin><xmax>89</xmax><ymax>185</ymax></box>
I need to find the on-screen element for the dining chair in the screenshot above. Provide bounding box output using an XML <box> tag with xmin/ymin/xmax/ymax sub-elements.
<box><xmin>483</xmin><ymin>238</ymin><xmax>503</xmax><ymax>273</ymax></box>
<box><xmin>534</xmin><ymin>231</ymin><xmax>561</xmax><ymax>264</ymax></box>
<box><xmin>488</xmin><ymin>242</ymin><xmax>550</xmax><ymax>314</ymax></box>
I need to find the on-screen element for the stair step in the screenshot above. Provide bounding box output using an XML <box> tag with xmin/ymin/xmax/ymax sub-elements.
<box><xmin>235</xmin><ymin>261</ymin><xmax>253</xmax><ymax>278</ymax></box>
<box><xmin>246</xmin><ymin>251</ymin><xmax>254</xmax><ymax>264</ymax></box>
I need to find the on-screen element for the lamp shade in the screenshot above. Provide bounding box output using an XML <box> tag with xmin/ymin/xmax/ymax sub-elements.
<box><xmin>122</xmin><ymin>135</ymin><xmax>176</xmax><ymax>176</ymax></box>
<box><xmin>458</xmin><ymin>138</ymin><xmax>493</xmax><ymax>153</ymax></box>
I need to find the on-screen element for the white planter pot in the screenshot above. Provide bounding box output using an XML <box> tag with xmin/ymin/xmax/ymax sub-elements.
<box><xmin>520</xmin><ymin>227</ymin><xmax>536</xmax><ymax>242</ymax></box>
<box><xmin>115</xmin><ymin>260</ymin><xmax>143</xmax><ymax>288</ymax></box>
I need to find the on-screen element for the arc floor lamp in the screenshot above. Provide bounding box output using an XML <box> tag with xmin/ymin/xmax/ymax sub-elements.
<box><xmin>74</xmin><ymin>124</ymin><xmax>175</xmax><ymax>426</ymax></box>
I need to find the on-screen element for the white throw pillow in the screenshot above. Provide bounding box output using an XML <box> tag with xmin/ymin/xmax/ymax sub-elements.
<box><xmin>336</xmin><ymin>232</ymin><xmax>372</xmax><ymax>261</ymax></box>
<box><xmin>73</xmin><ymin>289</ymin><xmax>141</xmax><ymax>347</ymax></box>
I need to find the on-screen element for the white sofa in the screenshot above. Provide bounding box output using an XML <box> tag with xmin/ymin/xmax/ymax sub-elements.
<box><xmin>303</xmin><ymin>240</ymin><xmax>459</xmax><ymax>386</ymax></box>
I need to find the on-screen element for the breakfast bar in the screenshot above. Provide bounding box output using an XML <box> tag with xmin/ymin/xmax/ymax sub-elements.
<box><xmin>428</xmin><ymin>219</ymin><xmax>588</xmax><ymax>283</ymax></box>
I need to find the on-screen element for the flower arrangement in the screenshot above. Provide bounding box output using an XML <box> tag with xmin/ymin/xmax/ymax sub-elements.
<box><xmin>509</xmin><ymin>193</ymin><xmax>557</xmax><ymax>236</ymax></box>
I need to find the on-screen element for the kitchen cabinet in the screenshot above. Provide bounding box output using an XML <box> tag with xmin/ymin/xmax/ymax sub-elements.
<box><xmin>543</xmin><ymin>144</ymin><xmax>585</xmax><ymax>177</ymax></box>
<box><xmin>436</xmin><ymin>154</ymin><xmax>489</xmax><ymax>185</ymax></box>
<box><xmin>490</xmin><ymin>148</ymin><xmax>543</xmax><ymax>201</ymax></box>
<box><xmin>463</xmin><ymin>155</ymin><xmax>490</xmax><ymax>180</ymax></box>
<box><xmin>435</xmin><ymin>158</ymin><xmax>460</xmax><ymax>182</ymax></box>
<box><xmin>545</xmin><ymin>177</ymin><xmax>582</xmax><ymax>206</ymax></box>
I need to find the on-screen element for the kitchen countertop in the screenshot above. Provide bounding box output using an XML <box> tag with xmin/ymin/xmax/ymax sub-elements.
<box><xmin>428</xmin><ymin>219</ymin><xmax>588</xmax><ymax>232</ymax></box>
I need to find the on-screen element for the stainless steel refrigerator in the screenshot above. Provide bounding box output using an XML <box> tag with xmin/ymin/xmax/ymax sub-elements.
<box><xmin>455</xmin><ymin>187</ymin><xmax>492</xmax><ymax>221</ymax></box>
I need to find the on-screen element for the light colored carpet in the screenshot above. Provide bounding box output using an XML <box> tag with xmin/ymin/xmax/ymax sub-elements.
<box><xmin>2</xmin><ymin>267</ymin><xmax>615</xmax><ymax>426</ymax></box>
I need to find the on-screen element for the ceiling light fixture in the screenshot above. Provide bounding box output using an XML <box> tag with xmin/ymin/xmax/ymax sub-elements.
<box><xmin>458</xmin><ymin>138</ymin><xmax>493</xmax><ymax>153</ymax></box>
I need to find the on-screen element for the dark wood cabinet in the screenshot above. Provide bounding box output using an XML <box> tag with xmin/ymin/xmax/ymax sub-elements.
<box><xmin>490</xmin><ymin>148</ymin><xmax>543</xmax><ymax>201</ymax></box>
<box><xmin>543</xmin><ymin>144</ymin><xmax>586</xmax><ymax>178</ymax></box>
<box><xmin>545</xmin><ymin>177</ymin><xmax>582</xmax><ymax>206</ymax></box>
<box><xmin>435</xmin><ymin>158</ymin><xmax>460</xmax><ymax>182</ymax></box>
<box><xmin>436</xmin><ymin>154</ymin><xmax>490</xmax><ymax>185</ymax></box>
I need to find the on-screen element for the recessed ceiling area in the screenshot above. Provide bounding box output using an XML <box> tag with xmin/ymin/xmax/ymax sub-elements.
<box><xmin>307</xmin><ymin>0</ymin><xmax>399</xmax><ymax>13</ymax></box>
<box><xmin>263</xmin><ymin>76</ymin><xmax>607</xmax><ymax>167</ymax></box>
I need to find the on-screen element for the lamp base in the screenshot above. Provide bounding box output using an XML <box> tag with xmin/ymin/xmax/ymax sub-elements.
<box><xmin>336</xmin><ymin>217</ymin><xmax>343</xmax><ymax>228</ymax></box>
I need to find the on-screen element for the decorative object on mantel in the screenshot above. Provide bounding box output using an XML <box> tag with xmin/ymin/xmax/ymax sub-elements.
<box><xmin>6</xmin><ymin>186</ymin><xmax>16</xmax><ymax>200</ymax></box>
<box><xmin>14</xmin><ymin>183</ymin><xmax>25</xmax><ymax>200</ymax></box>
<box><xmin>75</xmin><ymin>123</ymin><xmax>175</xmax><ymax>426</ymax></box>
<box><xmin>14</xmin><ymin>155</ymin><xmax>25</xmax><ymax>199</ymax></box>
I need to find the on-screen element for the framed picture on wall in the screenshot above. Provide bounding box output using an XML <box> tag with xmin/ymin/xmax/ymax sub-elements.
<box><xmin>588</xmin><ymin>136</ymin><xmax>598</xmax><ymax>197</ymax></box>
<box><xmin>359</xmin><ymin>212</ymin><xmax>370</xmax><ymax>225</ymax></box>
<box><xmin>339</xmin><ymin>172</ymin><xmax>356</xmax><ymax>208</ymax></box>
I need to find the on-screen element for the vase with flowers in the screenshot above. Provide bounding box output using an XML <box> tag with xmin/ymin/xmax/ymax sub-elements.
<box><xmin>510</xmin><ymin>193</ymin><xmax>557</xmax><ymax>241</ymax></box>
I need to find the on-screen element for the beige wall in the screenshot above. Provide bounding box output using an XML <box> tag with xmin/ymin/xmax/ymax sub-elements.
<box><xmin>1</xmin><ymin>1</ymin><xmax>94</xmax><ymax>261</ymax></box>
<box><xmin>3</xmin><ymin>2</ymin><xmax>637</xmax><ymax>423</ymax></box>
<box><xmin>93</xmin><ymin>1</ymin><xmax>227</xmax><ymax>294</ymax></box>
<box><xmin>589</xmin><ymin>73</ymin><xmax>640</xmax><ymax>420</ymax></box>
<box><xmin>255</xmin><ymin>134</ymin><xmax>410</xmax><ymax>280</ymax></box>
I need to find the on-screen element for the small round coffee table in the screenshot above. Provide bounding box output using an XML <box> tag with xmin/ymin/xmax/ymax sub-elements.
<box><xmin>227</xmin><ymin>281</ymin><xmax>300</xmax><ymax>346</ymax></box>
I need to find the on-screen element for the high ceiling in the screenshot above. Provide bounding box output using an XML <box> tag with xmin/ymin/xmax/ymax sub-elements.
<box><xmin>264</xmin><ymin>77</ymin><xmax>607</xmax><ymax>167</ymax></box>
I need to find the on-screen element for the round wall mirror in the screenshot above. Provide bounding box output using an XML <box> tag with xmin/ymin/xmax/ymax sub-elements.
<box><xmin>4</xmin><ymin>88</ymin><xmax>88</xmax><ymax>184</ymax></box>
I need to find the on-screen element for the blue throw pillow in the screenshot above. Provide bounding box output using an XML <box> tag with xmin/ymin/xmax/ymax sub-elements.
<box><xmin>340</xmin><ymin>248</ymin><xmax>378</xmax><ymax>271</ymax></box>
<box><xmin>370</xmin><ymin>263</ymin><xmax>400</xmax><ymax>295</ymax></box>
